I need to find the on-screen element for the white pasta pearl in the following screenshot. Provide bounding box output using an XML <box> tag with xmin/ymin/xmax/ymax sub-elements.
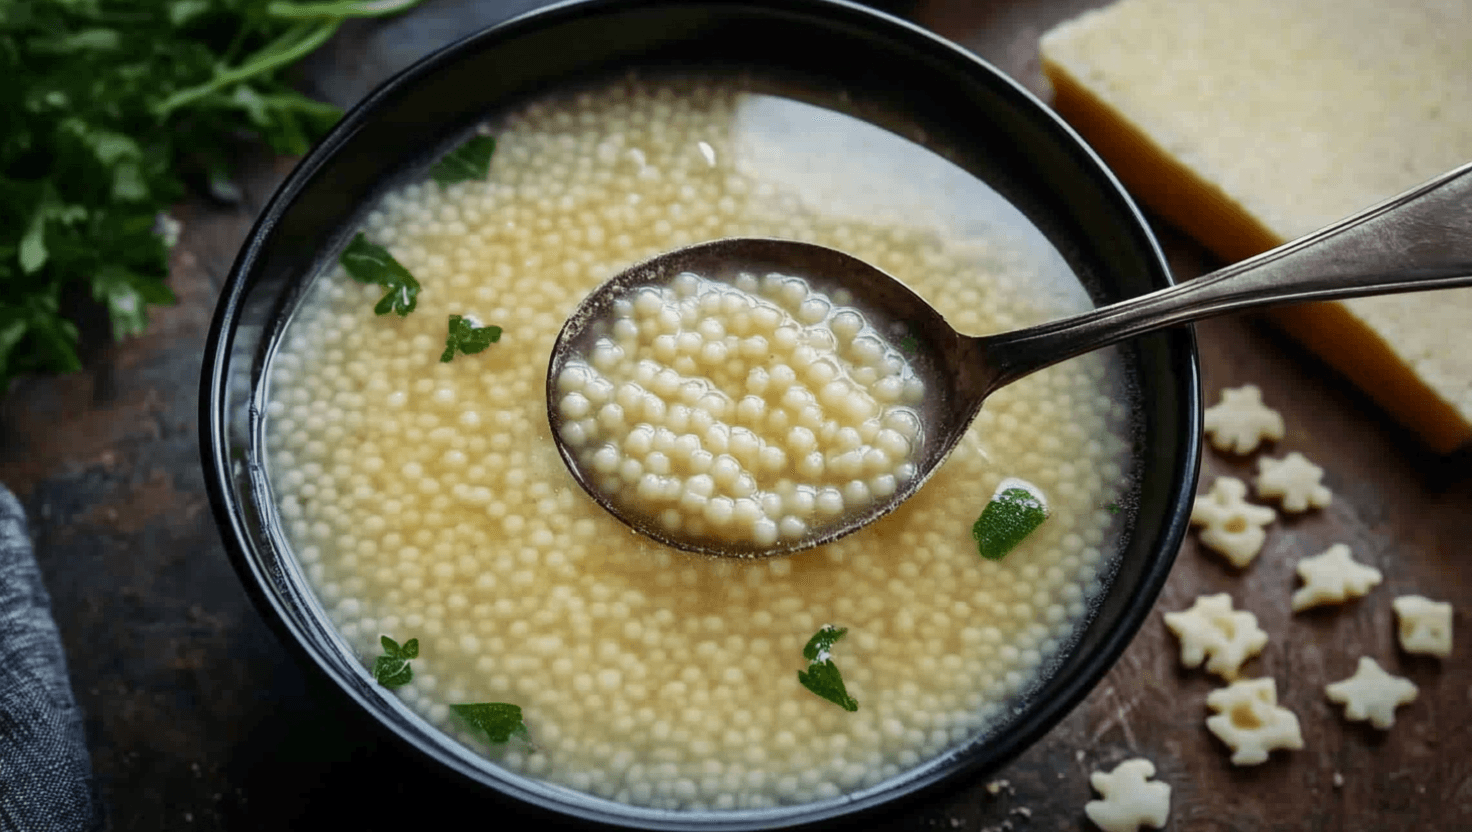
<box><xmin>591</xmin><ymin>446</ymin><xmax>620</xmax><ymax>474</ymax></box>
<box><xmin>795</xmin><ymin>452</ymin><xmax>825</xmax><ymax>480</ymax></box>
<box><xmin>830</xmin><ymin>310</ymin><xmax>862</xmax><ymax>341</ymax></box>
<box><xmin>560</xmin><ymin>392</ymin><xmax>591</xmax><ymax>420</ymax></box>
<box><xmin>709</xmin><ymin>455</ymin><xmax>741</xmax><ymax>487</ymax></box>
<box><xmin>815</xmin><ymin>488</ymin><xmax>845</xmax><ymax>516</ymax></box>
<box><xmin>704</xmin><ymin>496</ymin><xmax>735</xmax><ymax>526</ymax></box>
<box><xmin>736</xmin><ymin>395</ymin><xmax>766</xmax><ymax>424</ymax></box>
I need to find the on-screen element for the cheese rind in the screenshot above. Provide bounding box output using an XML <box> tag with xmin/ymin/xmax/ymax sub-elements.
<box><xmin>1040</xmin><ymin>0</ymin><xmax>1472</xmax><ymax>452</ymax></box>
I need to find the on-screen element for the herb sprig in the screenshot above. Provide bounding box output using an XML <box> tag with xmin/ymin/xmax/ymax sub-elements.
<box><xmin>441</xmin><ymin>314</ymin><xmax>502</xmax><ymax>362</ymax></box>
<box><xmin>372</xmin><ymin>634</ymin><xmax>418</xmax><ymax>688</ymax></box>
<box><xmin>1</xmin><ymin>0</ymin><xmax>426</xmax><ymax>392</ymax></box>
<box><xmin>451</xmin><ymin>702</ymin><xmax>531</xmax><ymax>745</ymax></box>
<box><xmin>339</xmin><ymin>233</ymin><xmax>421</xmax><ymax>316</ymax></box>
<box><xmin>430</xmin><ymin>135</ymin><xmax>497</xmax><ymax>187</ymax></box>
<box><xmin>972</xmin><ymin>479</ymin><xmax>1049</xmax><ymax>561</ymax></box>
<box><xmin>798</xmin><ymin>625</ymin><xmax>859</xmax><ymax>711</ymax></box>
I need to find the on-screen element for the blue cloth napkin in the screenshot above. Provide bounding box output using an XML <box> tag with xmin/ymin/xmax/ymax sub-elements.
<box><xmin>0</xmin><ymin>484</ymin><xmax>103</xmax><ymax>831</ymax></box>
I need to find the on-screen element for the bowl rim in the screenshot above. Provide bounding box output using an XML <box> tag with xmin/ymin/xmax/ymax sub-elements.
<box><xmin>199</xmin><ymin>0</ymin><xmax>1202</xmax><ymax>828</ymax></box>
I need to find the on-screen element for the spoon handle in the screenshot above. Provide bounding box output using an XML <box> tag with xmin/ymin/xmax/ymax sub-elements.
<box><xmin>978</xmin><ymin>161</ymin><xmax>1472</xmax><ymax>391</ymax></box>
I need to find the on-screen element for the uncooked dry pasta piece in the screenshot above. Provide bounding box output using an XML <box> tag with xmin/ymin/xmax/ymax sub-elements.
<box><xmin>1204</xmin><ymin>677</ymin><xmax>1303</xmax><ymax>765</ymax></box>
<box><xmin>1290</xmin><ymin>544</ymin><xmax>1382</xmax><ymax>612</ymax></box>
<box><xmin>1254</xmin><ymin>451</ymin><xmax>1332</xmax><ymax>512</ymax></box>
<box><xmin>1190</xmin><ymin>477</ymin><xmax>1276</xmax><ymax>567</ymax></box>
<box><xmin>1203</xmin><ymin>384</ymin><xmax>1284</xmax><ymax>454</ymax></box>
<box><xmin>1325</xmin><ymin>656</ymin><xmax>1418</xmax><ymax>729</ymax></box>
<box><xmin>1392</xmin><ymin>595</ymin><xmax>1453</xmax><ymax>657</ymax></box>
<box><xmin>1084</xmin><ymin>758</ymin><xmax>1171</xmax><ymax>832</ymax></box>
<box><xmin>1162</xmin><ymin>593</ymin><xmax>1267</xmax><ymax>680</ymax></box>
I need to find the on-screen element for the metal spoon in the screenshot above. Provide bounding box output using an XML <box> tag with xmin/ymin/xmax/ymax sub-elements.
<box><xmin>547</xmin><ymin>162</ymin><xmax>1472</xmax><ymax>558</ymax></box>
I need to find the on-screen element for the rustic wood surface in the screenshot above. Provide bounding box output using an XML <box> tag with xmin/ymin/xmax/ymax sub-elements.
<box><xmin>2</xmin><ymin>1</ymin><xmax>1467</xmax><ymax>829</ymax></box>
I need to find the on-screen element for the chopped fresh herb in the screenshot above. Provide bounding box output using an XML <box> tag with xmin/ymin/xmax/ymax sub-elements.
<box><xmin>1104</xmin><ymin>502</ymin><xmax>1122</xmax><ymax>515</ymax></box>
<box><xmin>896</xmin><ymin>322</ymin><xmax>924</xmax><ymax>356</ymax></box>
<box><xmin>340</xmin><ymin>233</ymin><xmax>421</xmax><ymax>316</ymax></box>
<box><xmin>429</xmin><ymin>135</ymin><xmax>497</xmax><ymax>187</ymax></box>
<box><xmin>440</xmin><ymin>314</ymin><xmax>502</xmax><ymax>362</ymax></box>
<box><xmin>0</xmin><ymin>0</ymin><xmax>426</xmax><ymax>393</ymax></box>
<box><xmin>372</xmin><ymin>635</ymin><xmax>419</xmax><ymax>688</ymax></box>
<box><xmin>802</xmin><ymin>624</ymin><xmax>848</xmax><ymax>662</ymax></box>
<box><xmin>451</xmin><ymin>702</ymin><xmax>531</xmax><ymax>744</ymax></box>
<box><xmin>972</xmin><ymin>478</ymin><xmax>1049</xmax><ymax>561</ymax></box>
<box><xmin>797</xmin><ymin>625</ymin><xmax>858</xmax><ymax>711</ymax></box>
<box><xmin>799</xmin><ymin>660</ymin><xmax>859</xmax><ymax>712</ymax></box>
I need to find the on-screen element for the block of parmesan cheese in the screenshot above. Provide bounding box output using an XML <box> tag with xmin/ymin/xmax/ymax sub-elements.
<box><xmin>1040</xmin><ymin>0</ymin><xmax>1472</xmax><ymax>452</ymax></box>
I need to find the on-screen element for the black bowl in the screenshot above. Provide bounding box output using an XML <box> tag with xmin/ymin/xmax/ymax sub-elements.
<box><xmin>200</xmin><ymin>0</ymin><xmax>1200</xmax><ymax>828</ymax></box>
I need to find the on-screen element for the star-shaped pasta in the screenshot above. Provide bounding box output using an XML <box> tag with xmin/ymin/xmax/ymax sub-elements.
<box><xmin>1291</xmin><ymin>544</ymin><xmax>1382</xmax><ymax>612</ymax></box>
<box><xmin>1325</xmin><ymin>656</ymin><xmax>1418</xmax><ymax>729</ymax></box>
<box><xmin>1392</xmin><ymin>595</ymin><xmax>1453</xmax><ymax>658</ymax></box>
<box><xmin>1203</xmin><ymin>384</ymin><xmax>1284</xmax><ymax>454</ymax></box>
<box><xmin>1084</xmin><ymin>758</ymin><xmax>1171</xmax><ymax>832</ymax></box>
<box><xmin>1205</xmin><ymin>677</ymin><xmax>1303</xmax><ymax>765</ymax></box>
<box><xmin>1254</xmin><ymin>452</ymin><xmax>1332</xmax><ymax>512</ymax></box>
<box><xmin>1163</xmin><ymin>593</ymin><xmax>1268</xmax><ymax>679</ymax></box>
<box><xmin>1190</xmin><ymin>477</ymin><xmax>1276</xmax><ymax>567</ymax></box>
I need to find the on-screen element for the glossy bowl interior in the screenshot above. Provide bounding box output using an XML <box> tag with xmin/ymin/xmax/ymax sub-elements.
<box><xmin>200</xmin><ymin>0</ymin><xmax>1201</xmax><ymax>828</ymax></box>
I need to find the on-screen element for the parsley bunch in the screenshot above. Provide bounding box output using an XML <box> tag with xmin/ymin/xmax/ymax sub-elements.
<box><xmin>0</xmin><ymin>0</ymin><xmax>425</xmax><ymax>392</ymax></box>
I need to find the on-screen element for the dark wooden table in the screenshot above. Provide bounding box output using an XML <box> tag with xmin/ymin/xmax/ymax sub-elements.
<box><xmin>3</xmin><ymin>1</ymin><xmax>1468</xmax><ymax>829</ymax></box>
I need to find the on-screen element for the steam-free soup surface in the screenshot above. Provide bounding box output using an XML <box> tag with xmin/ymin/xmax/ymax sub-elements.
<box><xmin>265</xmin><ymin>75</ymin><xmax>1132</xmax><ymax>811</ymax></box>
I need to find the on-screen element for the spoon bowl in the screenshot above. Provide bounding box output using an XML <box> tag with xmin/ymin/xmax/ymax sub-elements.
<box><xmin>549</xmin><ymin>161</ymin><xmax>1472</xmax><ymax>558</ymax></box>
<box><xmin>545</xmin><ymin>237</ymin><xmax>970</xmax><ymax>558</ymax></box>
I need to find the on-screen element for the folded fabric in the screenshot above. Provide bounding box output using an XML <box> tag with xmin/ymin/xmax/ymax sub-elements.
<box><xmin>0</xmin><ymin>484</ymin><xmax>104</xmax><ymax>831</ymax></box>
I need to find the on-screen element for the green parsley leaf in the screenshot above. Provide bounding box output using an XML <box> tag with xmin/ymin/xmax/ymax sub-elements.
<box><xmin>18</xmin><ymin>185</ymin><xmax>88</xmax><ymax>275</ymax></box>
<box><xmin>972</xmin><ymin>479</ymin><xmax>1049</xmax><ymax>561</ymax></box>
<box><xmin>798</xmin><ymin>660</ymin><xmax>859</xmax><ymax>712</ymax></box>
<box><xmin>372</xmin><ymin>635</ymin><xmax>419</xmax><ymax>688</ymax></box>
<box><xmin>440</xmin><ymin>314</ymin><xmax>502</xmax><ymax>362</ymax></box>
<box><xmin>802</xmin><ymin>624</ymin><xmax>848</xmax><ymax>662</ymax></box>
<box><xmin>93</xmin><ymin>265</ymin><xmax>178</xmax><ymax>338</ymax></box>
<box><xmin>451</xmin><ymin>702</ymin><xmax>531</xmax><ymax>744</ymax></box>
<box><xmin>429</xmin><ymin>135</ymin><xmax>497</xmax><ymax>187</ymax></box>
<box><xmin>340</xmin><ymin>233</ymin><xmax>421</xmax><ymax>316</ymax></box>
<box><xmin>797</xmin><ymin>625</ymin><xmax>858</xmax><ymax>711</ymax></box>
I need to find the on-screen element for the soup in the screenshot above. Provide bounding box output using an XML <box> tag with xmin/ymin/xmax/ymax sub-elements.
<box><xmin>263</xmin><ymin>74</ymin><xmax>1133</xmax><ymax>811</ymax></box>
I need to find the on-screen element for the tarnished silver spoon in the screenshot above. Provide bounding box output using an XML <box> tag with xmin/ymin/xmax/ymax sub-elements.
<box><xmin>547</xmin><ymin>162</ymin><xmax>1472</xmax><ymax>558</ymax></box>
